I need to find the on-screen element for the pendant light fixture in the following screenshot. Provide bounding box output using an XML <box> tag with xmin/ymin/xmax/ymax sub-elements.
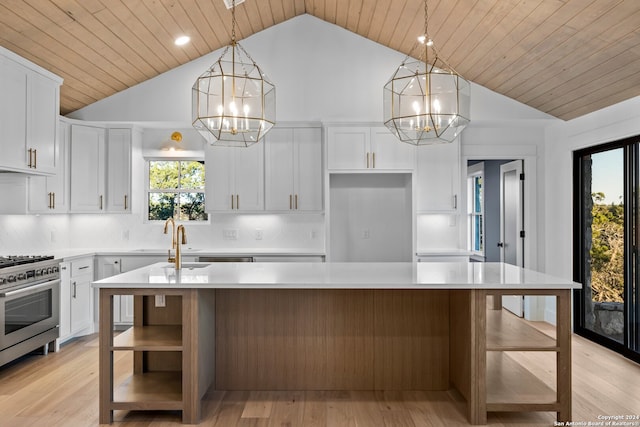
<box><xmin>192</xmin><ymin>0</ymin><xmax>275</xmax><ymax>147</ymax></box>
<box><xmin>383</xmin><ymin>0</ymin><xmax>470</xmax><ymax>145</ymax></box>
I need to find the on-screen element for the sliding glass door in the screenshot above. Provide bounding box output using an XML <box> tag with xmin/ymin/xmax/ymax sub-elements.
<box><xmin>574</xmin><ymin>138</ymin><xmax>639</xmax><ymax>361</ymax></box>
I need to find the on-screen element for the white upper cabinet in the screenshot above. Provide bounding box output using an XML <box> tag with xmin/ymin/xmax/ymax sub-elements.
<box><xmin>369</xmin><ymin>128</ymin><xmax>415</xmax><ymax>170</ymax></box>
<box><xmin>69</xmin><ymin>124</ymin><xmax>133</xmax><ymax>213</ymax></box>
<box><xmin>70</xmin><ymin>124</ymin><xmax>106</xmax><ymax>212</ymax></box>
<box><xmin>416</xmin><ymin>138</ymin><xmax>461</xmax><ymax>212</ymax></box>
<box><xmin>327</xmin><ymin>126</ymin><xmax>414</xmax><ymax>170</ymax></box>
<box><xmin>265</xmin><ymin>127</ymin><xmax>323</xmax><ymax>212</ymax></box>
<box><xmin>0</xmin><ymin>49</ymin><xmax>61</xmax><ymax>175</ymax></box>
<box><xmin>28</xmin><ymin>119</ymin><xmax>70</xmax><ymax>213</ymax></box>
<box><xmin>106</xmin><ymin>128</ymin><xmax>132</xmax><ymax>213</ymax></box>
<box><xmin>205</xmin><ymin>142</ymin><xmax>264</xmax><ymax>212</ymax></box>
<box><xmin>28</xmin><ymin>71</ymin><xmax>59</xmax><ymax>174</ymax></box>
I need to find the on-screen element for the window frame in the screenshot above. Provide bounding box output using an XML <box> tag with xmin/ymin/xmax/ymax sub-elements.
<box><xmin>144</xmin><ymin>157</ymin><xmax>208</xmax><ymax>223</ymax></box>
<box><xmin>467</xmin><ymin>162</ymin><xmax>485</xmax><ymax>257</ymax></box>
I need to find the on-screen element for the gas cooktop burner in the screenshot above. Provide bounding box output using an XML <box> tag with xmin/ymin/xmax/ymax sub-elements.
<box><xmin>0</xmin><ymin>255</ymin><xmax>55</xmax><ymax>269</ymax></box>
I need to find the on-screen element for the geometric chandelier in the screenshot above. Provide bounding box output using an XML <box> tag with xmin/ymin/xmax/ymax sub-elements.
<box><xmin>383</xmin><ymin>0</ymin><xmax>470</xmax><ymax>145</ymax></box>
<box><xmin>192</xmin><ymin>0</ymin><xmax>275</xmax><ymax>147</ymax></box>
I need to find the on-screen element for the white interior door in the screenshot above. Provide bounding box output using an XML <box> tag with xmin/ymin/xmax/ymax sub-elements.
<box><xmin>500</xmin><ymin>160</ymin><xmax>525</xmax><ymax>316</ymax></box>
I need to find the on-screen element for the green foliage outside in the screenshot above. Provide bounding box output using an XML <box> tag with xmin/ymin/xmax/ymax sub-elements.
<box><xmin>590</xmin><ymin>192</ymin><xmax>624</xmax><ymax>302</ymax></box>
<box><xmin>148</xmin><ymin>161</ymin><xmax>207</xmax><ymax>221</ymax></box>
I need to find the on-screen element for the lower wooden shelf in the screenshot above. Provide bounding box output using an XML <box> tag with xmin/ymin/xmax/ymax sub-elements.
<box><xmin>112</xmin><ymin>325</ymin><xmax>182</xmax><ymax>351</ymax></box>
<box><xmin>486</xmin><ymin>351</ymin><xmax>557</xmax><ymax>411</ymax></box>
<box><xmin>113</xmin><ymin>371</ymin><xmax>182</xmax><ymax>410</ymax></box>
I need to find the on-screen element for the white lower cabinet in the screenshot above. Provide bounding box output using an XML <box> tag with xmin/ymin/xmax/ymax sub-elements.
<box><xmin>96</xmin><ymin>255</ymin><xmax>173</xmax><ymax>327</ymax></box>
<box><xmin>253</xmin><ymin>256</ymin><xmax>325</xmax><ymax>262</ymax></box>
<box><xmin>59</xmin><ymin>256</ymin><xmax>94</xmax><ymax>344</ymax></box>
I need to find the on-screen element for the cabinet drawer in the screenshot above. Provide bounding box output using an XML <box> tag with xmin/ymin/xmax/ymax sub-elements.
<box><xmin>71</xmin><ymin>258</ymin><xmax>93</xmax><ymax>276</ymax></box>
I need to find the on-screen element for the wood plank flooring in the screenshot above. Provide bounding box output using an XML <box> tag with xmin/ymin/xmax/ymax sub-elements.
<box><xmin>1</xmin><ymin>322</ymin><xmax>639</xmax><ymax>426</ymax></box>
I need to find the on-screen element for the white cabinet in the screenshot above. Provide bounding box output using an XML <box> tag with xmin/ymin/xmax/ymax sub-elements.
<box><xmin>70</xmin><ymin>124</ymin><xmax>106</xmax><ymax>212</ymax></box>
<box><xmin>327</xmin><ymin>126</ymin><xmax>415</xmax><ymax>170</ymax></box>
<box><xmin>253</xmin><ymin>256</ymin><xmax>325</xmax><ymax>262</ymax></box>
<box><xmin>28</xmin><ymin>119</ymin><xmax>69</xmax><ymax>213</ymax></box>
<box><xmin>265</xmin><ymin>127</ymin><xmax>323</xmax><ymax>212</ymax></box>
<box><xmin>96</xmin><ymin>257</ymin><xmax>131</xmax><ymax>326</ymax></box>
<box><xmin>205</xmin><ymin>142</ymin><xmax>264</xmax><ymax>212</ymax></box>
<box><xmin>416</xmin><ymin>138</ymin><xmax>460</xmax><ymax>212</ymax></box>
<box><xmin>59</xmin><ymin>256</ymin><xmax>94</xmax><ymax>343</ymax></box>
<box><xmin>106</xmin><ymin>129</ymin><xmax>132</xmax><ymax>212</ymax></box>
<box><xmin>69</xmin><ymin>125</ymin><xmax>132</xmax><ymax>213</ymax></box>
<box><xmin>96</xmin><ymin>255</ymin><xmax>167</xmax><ymax>327</ymax></box>
<box><xmin>0</xmin><ymin>49</ymin><xmax>61</xmax><ymax>175</ymax></box>
<box><xmin>28</xmin><ymin>70</ymin><xmax>59</xmax><ymax>174</ymax></box>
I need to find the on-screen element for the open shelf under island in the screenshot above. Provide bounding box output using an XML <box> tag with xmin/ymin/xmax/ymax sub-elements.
<box><xmin>92</xmin><ymin>261</ymin><xmax>580</xmax><ymax>425</ymax></box>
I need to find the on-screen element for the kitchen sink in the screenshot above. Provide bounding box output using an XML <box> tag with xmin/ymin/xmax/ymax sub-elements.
<box><xmin>179</xmin><ymin>263</ymin><xmax>210</xmax><ymax>269</ymax></box>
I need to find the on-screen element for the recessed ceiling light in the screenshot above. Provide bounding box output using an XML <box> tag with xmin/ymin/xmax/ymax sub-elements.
<box><xmin>175</xmin><ymin>36</ymin><xmax>190</xmax><ymax>46</ymax></box>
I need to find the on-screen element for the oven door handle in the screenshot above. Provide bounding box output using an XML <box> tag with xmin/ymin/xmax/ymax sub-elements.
<box><xmin>0</xmin><ymin>279</ymin><xmax>60</xmax><ymax>298</ymax></box>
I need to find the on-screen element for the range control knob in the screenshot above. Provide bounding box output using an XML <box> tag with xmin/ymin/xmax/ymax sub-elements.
<box><xmin>0</xmin><ymin>277</ymin><xmax>6</xmax><ymax>285</ymax></box>
<box><xmin>52</xmin><ymin>266</ymin><xmax>59</xmax><ymax>273</ymax></box>
<box><xmin>17</xmin><ymin>273</ymin><xmax>26</xmax><ymax>281</ymax></box>
<box><xmin>35</xmin><ymin>269</ymin><xmax>43</xmax><ymax>276</ymax></box>
<box><xmin>7</xmin><ymin>275</ymin><xmax>16</xmax><ymax>283</ymax></box>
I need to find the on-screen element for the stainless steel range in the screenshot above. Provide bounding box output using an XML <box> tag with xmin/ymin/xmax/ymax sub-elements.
<box><xmin>0</xmin><ymin>255</ymin><xmax>60</xmax><ymax>367</ymax></box>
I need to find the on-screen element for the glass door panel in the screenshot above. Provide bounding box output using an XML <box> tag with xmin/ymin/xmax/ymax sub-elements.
<box><xmin>579</xmin><ymin>148</ymin><xmax>625</xmax><ymax>344</ymax></box>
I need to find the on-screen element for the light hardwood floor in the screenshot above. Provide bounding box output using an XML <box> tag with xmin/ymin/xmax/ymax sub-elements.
<box><xmin>1</xmin><ymin>322</ymin><xmax>639</xmax><ymax>427</ymax></box>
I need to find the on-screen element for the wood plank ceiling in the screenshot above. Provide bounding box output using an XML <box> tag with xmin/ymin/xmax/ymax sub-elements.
<box><xmin>1</xmin><ymin>0</ymin><xmax>639</xmax><ymax>121</ymax></box>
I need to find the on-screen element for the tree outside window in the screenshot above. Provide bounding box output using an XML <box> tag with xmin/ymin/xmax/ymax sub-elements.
<box><xmin>148</xmin><ymin>160</ymin><xmax>207</xmax><ymax>221</ymax></box>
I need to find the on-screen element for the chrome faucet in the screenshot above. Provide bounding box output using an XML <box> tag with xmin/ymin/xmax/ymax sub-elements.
<box><xmin>175</xmin><ymin>225</ymin><xmax>187</xmax><ymax>270</ymax></box>
<box><xmin>163</xmin><ymin>218</ymin><xmax>176</xmax><ymax>263</ymax></box>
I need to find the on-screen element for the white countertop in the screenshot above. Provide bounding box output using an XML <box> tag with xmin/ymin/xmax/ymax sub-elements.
<box><xmin>92</xmin><ymin>261</ymin><xmax>581</xmax><ymax>290</ymax></box>
<box><xmin>53</xmin><ymin>248</ymin><xmax>326</xmax><ymax>261</ymax></box>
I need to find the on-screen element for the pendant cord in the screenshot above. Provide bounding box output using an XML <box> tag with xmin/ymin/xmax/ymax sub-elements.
<box><xmin>231</xmin><ymin>0</ymin><xmax>236</xmax><ymax>44</ymax></box>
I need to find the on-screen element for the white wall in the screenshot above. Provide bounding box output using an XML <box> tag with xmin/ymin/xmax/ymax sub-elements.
<box><xmin>545</xmin><ymin>95</ymin><xmax>640</xmax><ymax>278</ymax></box>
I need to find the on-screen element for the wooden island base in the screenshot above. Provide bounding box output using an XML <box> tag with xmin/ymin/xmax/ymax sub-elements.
<box><xmin>99</xmin><ymin>288</ymin><xmax>571</xmax><ymax>425</ymax></box>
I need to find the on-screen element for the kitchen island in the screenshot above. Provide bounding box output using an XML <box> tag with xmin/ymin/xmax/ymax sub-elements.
<box><xmin>93</xmin><ymin>261</ymin><xmax>580</xmax><ymax>425</ymax></box>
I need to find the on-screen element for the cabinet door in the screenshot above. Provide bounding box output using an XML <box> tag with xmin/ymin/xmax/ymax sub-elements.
<box><xmin>28</xmin><ymin>71</ymin><xmax>58</xmax><ymax>174</ymax></box>
<box><xmin>370</xmin><ymin>128</ymin><xmax>415</xmax><ymax>170</ymax></box>
<box><xmin>70</xmin><ymin>276</ymin><xmax>93</xmax><ymax>334</ymax></box>
<box><xmin>265</xmin><ymin>129</ymin><xmax>295</xmax><ymax>211</ymax></box>
<box><xmin>28</xmin><ymin>120</ymin><xmax>69</xmax><ymax>213</ymax></box>
<box><xmin>234</xmin><ymin>142</ymin><xmax>264</xmax><ymax>211</ymax></box>
<box><xmin>327</xmin><ymin>127</ymin><xmax>369</xmax><ymax>170</ymax></box>
<box><xmin>294</xmin><ymin>128</ymin><xmax>323</xmax><ymax>211</ymax></box>
<box><xmin>118</xmin><ymin>296</ymin><xmax>135</xmax><ymax>324</ymax></box>
<box><xmin>70</xmin><ymin>125</ymin><xmax>106</xmax><ymax>212</ymax></box>
<box><xmin>106</xmin><ymin>128</ymin><xmax>131</xmax><ymax>212</ymax></box>
<box><xmin>59</xmin><ymin>262</ymin><xmax>71</xmax><ymax>341</ymax></box>
<box><xmin>0</xmin><ymin>57</ymin><xmax>28</xmax><ymax>171</ymax></box>
<box><xmin>205</xmin><ymin>145</ymin><xmax>233</xmax><ymax>211</ymax></box>
<box><xmin>416</xmin><ymin>139</ymin><xmax>460</xmax><ymax>212</ymax></box>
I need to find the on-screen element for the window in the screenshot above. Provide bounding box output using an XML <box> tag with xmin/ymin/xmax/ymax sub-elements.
<box><xmin>467</xmin><ymin>163</ymin><xmax>484</xmax><ymax>254</ymax></box>
<box><xmin>147</xmin><ymin>160</ymin><xmax>207</xmax><ymax>221</ymax></box>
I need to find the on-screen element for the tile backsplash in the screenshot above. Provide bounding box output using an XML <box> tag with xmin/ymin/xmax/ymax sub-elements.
<box><xmin>0</xmin><ymin>213</ymin><xmax>325</xmax><ymax>254</ymax></box>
